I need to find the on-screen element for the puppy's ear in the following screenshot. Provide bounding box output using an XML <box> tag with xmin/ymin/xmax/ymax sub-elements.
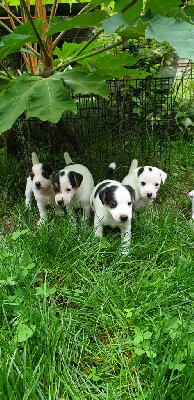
<box><xmin>124</xmin><ymin>185</ymin><xmax>136</xmax><ymax>202</ymax></box>
<box><xmin>69</xmin><ymin>171</ymin><xmax>83</xmax><ymax>188</ymax></box>
<box><xmin>99</xmin><ymin>187</ymin><xmax>108</xmax><ymax>205</ymax></box>
<box><xmin>52</xmin><ymin>171</ymin><xmax>60</xmax><ymax>192</ymax></box>
<box><xmin>133</xmin><ymin>167</ymin><xmax>143</xmax><ymax>179</ymax></box>
<box><xmin>159</xmin><ymin>169</ymin><xmax>167</xmax><ymax>183</ymax></box>
<box><xmin>189</xmin><ymin>192</ymin><xmax>193</xmax><ymax>199</ymax></box>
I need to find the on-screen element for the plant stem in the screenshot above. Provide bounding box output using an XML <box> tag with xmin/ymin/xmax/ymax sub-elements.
<box><xmin>0</xmin><ymin>3</ymin><xmax>23</xmax><ymax>25</ymax></box>
<box><xmin>52</xmin><ymin>3</ymin><xmax>89</xmax><ymax>50</ymax></box>
<box><xmin>73</xmin><ymin>29</ymin><xmax>104</xmax><ymax>58</ymax></box>
<box><xmin>20</xmin><ymin>0</ymin><xmax>51</xmax><ymax>64</ymax></box>
<box><xmin>0</xmin><ymin>20</ymin><xmax>13</xmax><ymax>33</ymax></box>
<box><xmin>121</xmin><ymin>0</ymin><xmax>139</xmax><ymax>13</ymax></box>
<box><xmin>0</xmin><ymin>12</ymin><xmax>41</xmax><ymax>61</ymax></box>
<box><xmin>49</xmin><ymin>0</ymin><xmax>59</xmax><ymax>19</ymax></box>
<box><xmin>0</xmin><ymin>62</ymin><xmax>14</xmax><ymax>79</ymax></box>
<box><xmin>54</xmin><ymin>38</ymin><xmax>125</xmax><ymax>71</ymax></box>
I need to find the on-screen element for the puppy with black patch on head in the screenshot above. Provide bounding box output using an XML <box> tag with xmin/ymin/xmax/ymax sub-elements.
<box><xmin>188</xmin><ymin>190</ymin><xmax>194</xmax><ymax>220</ymax></box>
<box><xmin>25</xmin><ymin>152</ymin><xmax>61</xmax><ymax>225</ymax></box>
<box><xmin>122</xmin><ymin>159</ymin><xmax>167</xmax><ymax>209</ymax></box>
<box><xmin>52</xmin><ymin>152</ymin><xmax>94</xmax><ymax>221</ymax></box>
<box><xmin>90</xmin><ymin>163</ymin><xmax>135</xmax><ymax>251</ymax></box>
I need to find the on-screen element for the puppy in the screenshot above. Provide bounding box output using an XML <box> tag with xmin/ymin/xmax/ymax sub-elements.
<box><xmin>25</xmin><ymin>153</ymin><xmax>55</xmax><ymax>224</ymax></box>
<box><xmin>90</xmin><ymin>163</ymin><xmax>135</xmax><ymax>250</ymax></box>
<box><xmin>122</xmin><ymin>159</ymin><xmax>167</xmax><ymax>209</ymax></box>
<box><xmin>52</xmin><ymin>152</ymin><xmax>94</xmax><ymax>221</ymax></box>
<box><xmin>188</xmin><ymin>190</ymin><xmax>194</xmax><ymax>220</ymax></box>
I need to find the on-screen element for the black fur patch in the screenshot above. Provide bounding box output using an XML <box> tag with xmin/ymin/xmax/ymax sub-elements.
<box><xmin>59</xmin><ymin>171</ymin><xmax>65</xmax><ymax>177</ymax></box>
<box><xmin>94</xmin><ymin>181</ymin><xmax>111</xmax><ymax>198</ymax></box>
<box><xmin>42</xmin><ymin>164</ymin><xmax>53</xmax><ymax>178</ymax></box>
<box><xmin>52</xmin><ymin>172</ymin><xmax>60</xmax><ymax>193</ymax></box>
<box><xmin>68</xmin><ymin>171</ymin><xmax>83</xmax><ymax>188</ymax></box>
<box><xmin>148</xmin><ymin>167</ymin><xmax>152</xmax><ymax>171</ymax></box>
<box><xmin>99</xmin><ymin>185</ymin><xmax>117</xmax><ymax>205</ymax></box>
<box><xmin>137</xmin><ymin>167</ymin><xmax>144</xmax><ymax>177</ymax></box>
<box><xmin>105</xmin><ymin>166</ymin><xmax>114</xmax><ymax>180</ymax></box>
<box><xmin>123</xmin><ymin>185</ymin><xmax>136</xmax><ymax>201</ymax></box>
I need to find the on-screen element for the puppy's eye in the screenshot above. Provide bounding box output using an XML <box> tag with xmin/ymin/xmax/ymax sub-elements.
<box><xmin>128</xmin><ymin>201</ymin><xmax>131</xmax><ymax>206</ymax></box>
<box><xmin>155</xmin><ymin>183</ymin><xmax>159</xmax><ymax>187</ymax></box>
<box><xmin>66</xmin><ymin>188</ymin><xmax>71</xmax><ymax>192</ymax></box>
<box><xmin>42</xmin><ymin>172</ymin><xmax>49</xmax><ymax>179</ymax></box>
<box><xmin>30</xmin><ymin>173</ymin><xmax>34</xmax><ymax>181</ymax></box>
<box><xmin>141</xmin><ymin>182</ymin><xmax>146</xmax><ymax>186</ymax></box>
<box><xmin>110</xmin><ymin>200</ymin><xmax>117</xmax><ymax>208</ymax></box>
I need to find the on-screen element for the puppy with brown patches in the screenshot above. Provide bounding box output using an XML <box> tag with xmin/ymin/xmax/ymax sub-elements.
<box><xmin>52</xmin><ymin>152</ymin><xmax>94</xmax><ymax>221</ymax></box>
<box><xmin>90</xmin><ymin>163</ymin><xmax>135</xmax><ymax>251</ymax></box>
<box><xmin>25</xmin><ymin>152</ymin><xmax>62</xmax><ymax>225</ymax></box>
<box><xmin>122</xmin><ymin>159</ymin><xmax>167</xmax><ymax>209</ymax></box>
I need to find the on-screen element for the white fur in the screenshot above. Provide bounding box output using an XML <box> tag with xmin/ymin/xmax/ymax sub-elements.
<box><xmin>189</xmin><ymin>190</ymin><xmax>194</xmax><ymax>220</ymax></box>
<box><xmin>122</xmin><ymin>159</ymin><xmax>167</xmax><ymax>209</ymax></box>
<box><xmin>90</xmin><ymin>174</ymin><xmax>134</xmax><ymax>251</ymax></box>
<box><xmin>25</xmin><ymin>154</ymin><xmax>62</xmax><ymax>225</ymax></box>
<box><xmin>54</xmin><ymin>153</ymin><xmax>94</xmax><ymax>221</ymax></box>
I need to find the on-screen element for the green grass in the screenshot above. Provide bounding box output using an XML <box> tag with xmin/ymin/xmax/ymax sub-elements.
<box><xmin>0</xmin><ymin>140</ymin><xmax>194</xmax><ymax>399</ymax></box>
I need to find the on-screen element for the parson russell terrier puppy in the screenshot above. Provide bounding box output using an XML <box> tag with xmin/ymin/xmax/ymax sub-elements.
<box><xmin>188</xmin><ymin>190</ymin><xmax>194</xmax><ymax>220</ymax></box>
<box><xmin>90</xmin><ymin>163</ymin><xmax>135</xmax><ymax>251</ymax></box>
<box><xmin>25</xmin><ymin>153</ymin><xmax>63</xmax><ymax>225</ymax></box>
<box><xmin>122</xmin><ymin>159</ymin><xmax>167</xmax><ymax>209</ymax></box>
<box><xmin>52</xmin><ymin>152</ymin><xmax>94</xmax><ymax>221</ymax></box>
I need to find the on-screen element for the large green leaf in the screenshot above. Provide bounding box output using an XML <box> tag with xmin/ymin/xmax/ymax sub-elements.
<box><xmin>0</xmin><ymin>76</ymin><xmax>37</xmax><ymax>134</ymax></box>
<box><xmin>60</xmin><ymin>70</ymin><xmax>110</xmax><ymax>99</ymax></box>
<box><xmin>101</xmin><ymin>13</ymin><xmax>126</xmax><ymax>36</ymax></box>
<box><xmin>13</xmin><ymin>19</ymin><xmax>43</xmax><ymax>37</ymax></box>
<box><xmin>47</xmin><ymin>10</ymin><xmax>108</xmax><ymax>35</ymax></box>
<box><xmin>94</xmin><ymin>52</ymin><xmax>140</xmax><ymax>69</ymax></box>
<box><xmin>0</xmin><ymin>20</ymin><xmax>42</xmax><ymax>62</ymax></box>
<box><xmin>119</xmin><ymin>19</ymin><xmax>150</xmax><ymax>40</ymax></box>
<box><xmin>0</xmin><ymin>70</ymin><xmax>111</xmax><ymax>134</ymax></box>
<box><xmin>0</xmin><ymin>74</ymin><xmax>77</xmax><ymax>133</ymax></box>
<box><xmin>145</xmin><ymin>0</ymin><xmax>182</xmax><ymax>16</ymax></box>
<box><xmin>114</xmin><ymin>0</ymin><xmax>143</xmax><ymax>23</ymax></box>
<box><xmin>95</xmin><ymin>67</ymin><xmax>150</xmax><ymax>79</ymax></box>
<box><xmin>146</xmin><ymin>15</ymin><xmax>194</xmax><ymax>61</ymax></box>
<box><xmin>123</xmin><ymin>0</ymin><xmax>143</xmax><ymax>23</ymax></box>
<box><xmin>26</xmin><ymin>76</ymin><xmax>77</xmax><ymax>122</ymax></box>
<box><xmin>53</xmin><ymin>40</ymin><xmax>105</xmax><ymax>63</ymax></box>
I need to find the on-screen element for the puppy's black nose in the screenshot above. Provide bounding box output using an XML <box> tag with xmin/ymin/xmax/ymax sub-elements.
<box><xmin>147</xmin><ymin>193</ymin><xmax>152</xmax><ymax>198</ymax></box>
<box><xmin>120</xmin><ymin>215</ymin><xmax>128</xmax><ymax>222</ymax></box>
<box><xmin>35</xmin><ymin>182</ymin><xmax>41</xmax><ymax>188</ymax></box>
<box><xmin>57</xmin><ymin>200</ymin><xmax>63</xmax><ymax>206</ymax></box>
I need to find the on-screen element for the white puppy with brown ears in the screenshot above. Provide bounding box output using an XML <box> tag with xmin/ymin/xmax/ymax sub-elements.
<box><xmin>122</xmin><ymin>159</ymin><xmax>167</xmax><ymax>209</ymax></box>
<box><xmin>25</xmin><ymin>152</ymin><xmax>59</xmax><ymax>225</ymax></box>
<box><xmin>188</xmin><ymin>190</ymin><xmax>194</xmax><ymax>220</ymax></box>
<box><xmin>52</xmin><ymin>152</ymin><xmax>94</xmax><ymax>221</ymax></box>
<box><xmin>90</xmin><ymin>163</ymin><xmax>135</xmax><ymax>251</ymax></box>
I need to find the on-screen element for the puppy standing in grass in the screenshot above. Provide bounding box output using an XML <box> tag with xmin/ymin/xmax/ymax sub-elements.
<box><xmin>52</xmin><ymin>152</ymin><xmax>94</xmax><ymax>222</ymax></box>
<box><xmin>188</xmin><ymin>190</ymin><xmax>194</xmax><ymax>220</ymax></box>
<box><xmin>122</xmin><ymin>159</ymin><xmax>167</xmax><ymax>209</ymax></box>
<box><xmin>25</xmin><ymin>153</ymin><xmax>63</xmax><ymax>225</ymax></box>
<box><xmin>90</xmin><ymin>163</ymin><xmax>135</xmax><ymax>251</ymax></box>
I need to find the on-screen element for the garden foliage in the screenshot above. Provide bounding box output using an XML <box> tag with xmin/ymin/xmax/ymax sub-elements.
<box><xmin>0</xmin><ymin>0</ymin><xmax>194</xmax><ymax>134</ymax></box>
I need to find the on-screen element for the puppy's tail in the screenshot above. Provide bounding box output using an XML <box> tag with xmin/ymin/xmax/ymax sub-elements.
<box><xmin>31</xmin><ymin>152</ymin><xmax>39</xmax><ymax>165</ymax></box>
<box><xmin>128</xmin><ymin>159</ymin><xmax>138</xmax><ymax>174</ymax></box>
<box><xmin>64</xmin><ymin>152</ymin><xmax>74</xmax><ymax>165</ymax></box>
<box><xmin>105</xmin><ymin>162</ymin><xmax>116</xmax><ymax>180</ymax></box>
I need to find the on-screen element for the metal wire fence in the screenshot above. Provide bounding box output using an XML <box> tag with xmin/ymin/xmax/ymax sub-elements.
<box><xmin>9</xmin><ymin>68</ymin><xmax>193</xmax><ymax>181</ymax></box>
